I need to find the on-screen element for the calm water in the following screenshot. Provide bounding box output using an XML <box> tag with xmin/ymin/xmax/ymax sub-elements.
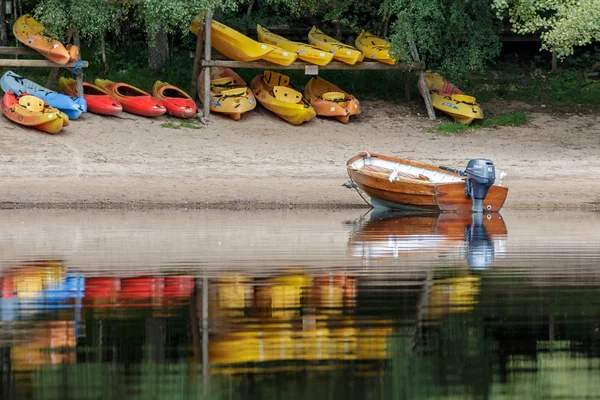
<box><xmin>0</xmin><ymin>209</ymin><xmax>599</xmax><ymax>399</ymax></box>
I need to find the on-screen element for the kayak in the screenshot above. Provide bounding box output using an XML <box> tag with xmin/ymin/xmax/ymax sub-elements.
<box><xmin>190</xmin><ymin>18</ymin><xmax>276</xmax><ymax>62</ymax></box>
<box><xmin>257</xmin><ymin>25</ymin><xmax>334</xmax><ymax>66</ymax></box>
<box><xmin>355</xmin><ymin>31</ymin><xmax>395</xmax><ymax>65</ymax></box>
<box><xmin>152</xmin><ymin>81</ymin><xmax>197</xmax><ymax>119</ymax></box>
<box><xmin>308</xmin><ymin>27</ymin><xmax>363</xmax><ymax>65</ymax></box>
<box><xmin>262</xmin><ymin>45</ymin><xmax>298</xmax><ymax>66</ymax></box>
<box><xmin>0</xmin><ymin>70</ymin><xmax>86</xmax><ymax>119</ymax></box>
<box><xmin>59</xmin><ymin>77</ymin><xmax>122</xmax><ymax>116</ymax></box>
<box><xmin>13</xmin><ymin>14</ymin><xmax>70</xmax><ymax>65</ymax></box>
<box><xmin>250</xmin><ymin>70</ymin><xmax>315</xmax><ymax>125</ymax></box>
<box><xmin>95</xmin><ymin>79</ymin><xmax>166</xmax><ymax>117</ymax></box>
<box><xmin>2</xmin><ymin>92</ymin><xmax>69</xmax><ymax>134</ymax></box>
<box><xmin>199</xmin><ymin>67</ymin><xmax>256</xmax><ymax>120</ymax></box>
<box><xmin>65</xmin><ymin>44</ymin><xmax>80</xmax><ymax>61</ymax></box>
<box><xmin>422</xmin><ymin>71</ymin><xmax>483</xmax><ymax>124</ymax></box>
<box><xmin>304</xmin><ymin>76</ymin><xmax>360</xmax><ymax>123</ymax></box>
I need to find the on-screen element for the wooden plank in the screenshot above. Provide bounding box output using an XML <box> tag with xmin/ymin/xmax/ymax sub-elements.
<box><xmin>408</xmin><ymin>38</ymin><xmax>436</xmax><ymax>121</ymax></box>
<box><xmin>0</xmin><ymin>59</ymin><xmax>89</xmax><ymax>68</ymax></box>
<box><xmin>201</xmin><ymin>59</ymin><xmax>423</xmax><ymax>71</ymax></box>
<box><xmin>0</xmin><ymin>46</ymin><xmax>39</xmax><ymax>55</ymax></box>
<box><xmin>190</xmin><ymin>19</ymin><xmax>204</xmax><ymax>100</ymax></box>
<box><xmin>203</xmin><ymin>10</ymin><xmax>212</xmax><ymax>121</ymax></box>
<box><xmin>73</xmin><ymin>30</ymin><xmax>84</xmax><ymax>99</ymax></box>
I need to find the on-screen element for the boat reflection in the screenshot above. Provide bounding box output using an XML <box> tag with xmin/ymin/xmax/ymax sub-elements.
<box><xmin>349</xmin><ymin>211</ymin><xmax>508</xmax><ymax>270</ymax></box>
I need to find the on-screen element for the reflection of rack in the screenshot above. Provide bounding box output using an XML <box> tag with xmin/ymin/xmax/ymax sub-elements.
<box><xmin>0</xmin><ymin>45</ymin><xmax>88</xmax><ymax>98</ymax></box>
<box><xmin>190</xmin><ymin>12</ymin><xmax>436</xmax><ymax>122</ymax></box>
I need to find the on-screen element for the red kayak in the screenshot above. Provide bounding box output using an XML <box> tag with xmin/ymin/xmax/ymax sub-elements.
<box><xmin>152</xmin><ymin>81</ymin><xmax>197</xmax><ymax>118</ymax></box>
<box><xmin>94</xmin><ymin>79</ymin><xmax>166</xmax><ymax>117</ymax></box>
<box><xmin>59</xmin><ymin>77</ymin><xmax>123</xmax><ymax>116</ymax></box>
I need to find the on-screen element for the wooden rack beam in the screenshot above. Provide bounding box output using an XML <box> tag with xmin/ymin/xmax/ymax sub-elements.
<box><xmin>0</xmin><ymin>45</ymin><xmax>88</xmax><ymax>99</ymax></box>
<box><xmin>201</xmin><ymin>59</ymin><xmax>423</xmax><ymax>71</ymax></box>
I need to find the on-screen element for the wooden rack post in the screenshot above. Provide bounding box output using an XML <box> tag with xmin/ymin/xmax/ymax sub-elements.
<box><xmin>192</xmin><ymin>15</ymin><xmax>433</xmax><ymax>122</ymax></box>
<box><xmin>203</xmin><ymin>11</ymin><xmax>213</xmax><ymax>122</ymax></box>
<box><xmin>0</xmin><ymin>47</ymin><xmax>89</xmax><ymax>98</ymax></box>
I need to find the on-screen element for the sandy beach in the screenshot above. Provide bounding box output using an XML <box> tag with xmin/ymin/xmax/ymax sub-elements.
<box><xmin>1</xmin><ymin>100</ymin><xmax>599</xmax><ymax>210</ymax></box>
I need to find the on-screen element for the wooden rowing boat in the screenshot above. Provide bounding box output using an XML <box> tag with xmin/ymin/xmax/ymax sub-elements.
<box><xmin>346</xmin><ymin>152</ymin><xmax>508</xmax><ymax>212</ymax></box>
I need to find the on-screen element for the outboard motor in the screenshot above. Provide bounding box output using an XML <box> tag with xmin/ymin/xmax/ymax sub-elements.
<box><xmin>464</xmin><ymin>159</ymin><xmax>496</xmax><ymax>213</ymax></box>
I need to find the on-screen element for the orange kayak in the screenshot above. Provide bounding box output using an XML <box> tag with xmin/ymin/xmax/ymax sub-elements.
<box><xmin>304</xmin><ymin>76</ymin><xmax>360</xmax><ymax>123</ymax></box>
<box><xmin>2</xmin><ymin>92</ymin><xmax>69</xmax><ymax>134</ymax></box>
<box><xmin>13</xmin><ymin>15</ymin><xmax>70</xmax><ymax>65</ymax></box>
<box><xmin>152</xmin><ymin>81</ymin><xmax>197</xmax><ymax>119</ymax></box>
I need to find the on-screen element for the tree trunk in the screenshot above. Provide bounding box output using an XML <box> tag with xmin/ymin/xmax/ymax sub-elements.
<box><xmin>16</xmin><ymin>0</ymin><xmax>22</xmax><ymax>18</ymax></box>
<box><xmin>0</xmin><ymin>0</ymin><xmax>7</xmax><ymax>46</ymax></box>
<box><xmin>246</xmin><ymin>0</ymin><xmax>256</xmax><ymax>16</ymax></box>
<box><xmin>148</xmin><ymin>28</ymin><xmax>169</xmax><ymax>71</ymax></box>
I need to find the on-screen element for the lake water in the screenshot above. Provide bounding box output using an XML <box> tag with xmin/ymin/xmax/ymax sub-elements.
<box><xmin>1</xmin><ymin>209</ymin><xmax>599</xmax><ymax>399</ymax></box>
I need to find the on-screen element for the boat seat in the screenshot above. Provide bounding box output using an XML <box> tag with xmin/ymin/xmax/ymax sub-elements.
<box><xmin>451</xmin><ymin>94</ymin><xmax>476</xmax><ymax>104</ymax></box>
<box><xmin>263</xmin><ymin>70</ymin><xmax>290</xmax><ymax>87</ymax></box>
<box><xmin>273</xmin><ymin>86</ymin><xmax>301</xmax><ymax>103</ymax></box>
<box><xmin>322</xmin><ymin>91</ymin><xmax>345</xmax><ymax>102</ymax></box>
<box><xmin>360</xmin><ymin>164</ymin><xmax>429</xmax><ymax>181</ymax></box>
<box><xmin>18</xmin><ymin>95</ymin><xmax>44</xmax><ymax>112</ymax></box>
<box><xmin>220</xmin><ymin>87</ymin><xmax>247</xmax><ymax>97</ymax></box>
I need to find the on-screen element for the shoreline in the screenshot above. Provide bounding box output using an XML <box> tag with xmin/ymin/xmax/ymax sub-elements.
<box><xmin>1</xmin><ymin>100</ymin><xmax>599</xmax><ymax>211</ymax></box>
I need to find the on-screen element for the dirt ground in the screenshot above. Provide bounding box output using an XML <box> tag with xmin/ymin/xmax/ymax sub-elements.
<box><xmin>1</xmin><ymin>100</ymin><xmax>599</xmax><ymax>210</ymax></box>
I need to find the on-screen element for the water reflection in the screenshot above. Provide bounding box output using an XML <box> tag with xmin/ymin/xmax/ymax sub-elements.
<box><xmin>0</xmin><ymin>209</ymin><xmax>599</xmax><ymax>399</ymax></box>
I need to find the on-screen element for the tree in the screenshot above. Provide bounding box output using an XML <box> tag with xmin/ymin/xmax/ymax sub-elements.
<box><xmin>0</xmin><ymin>0</ymin><xmax>7</xmax><ymax>46</ymax></box>
<box><xmin>492</xmin><ymin>0</ymin><xmax>600</xmax><ymax>58</ymax></box>
<box><xmin>383</xmin><ymin>0</ymin><xmax>501</xmax><ymax>83</ymax></box>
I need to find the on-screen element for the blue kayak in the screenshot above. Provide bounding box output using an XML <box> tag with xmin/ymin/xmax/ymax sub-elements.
<box><xmin>0</xmin><ymin>70</ymin><xmax>86</xmax><ymax>119</ymax></box>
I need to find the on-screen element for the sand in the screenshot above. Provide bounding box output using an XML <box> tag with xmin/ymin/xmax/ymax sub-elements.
<box><xmin>1</xmin><ymin>100</ymin><xmax>599</xmax><ymax>210</ymax></box>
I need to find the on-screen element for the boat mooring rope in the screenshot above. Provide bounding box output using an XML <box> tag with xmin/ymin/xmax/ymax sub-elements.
<box><xmin>346</xmin><ymin>167</ymin><xmax>373</xmax><ymax>209</ymax></box>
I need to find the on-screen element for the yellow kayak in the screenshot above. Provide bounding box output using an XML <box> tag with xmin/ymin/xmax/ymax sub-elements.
<box><xmin>256</xmin><ymin>25</ymin><xmax>334</xmax><ymax>66</ymax></box>
<box><xmin>262</xmin><ymin>45</ymin><xmax>298</xmax><ymax>66</ymax></box>
<box><xmin>189</xmin><ymin>18</ymin><xmax>276</xmax><ymax>62</ymax></box>
<box><xmin>199</xmin><ymin>67</ymin><xmax>257</xmax><ymax>120</ymax></box>
<box><xmin>13</xmin><ymin>14</ymin><xmax>70</xmax><ymax>65</ymax></box>
<box><xmin>307</xmin><ymin>27</ymin><xmax>363</xmax><ymax>65</ymax></box>
<box><xmin>355</xmin><ymin>30</ymin><xmax>395</xmax><ymax>65</ymax></box>
<box><xmin>250</xmin><ymin>70</ymin><xmax>316</xmax><ymax>125</ymax></box>
<box><xmin>423</xmin><ymin>71</ymin><xmax>483</xmax><ymax>124</ymax></box>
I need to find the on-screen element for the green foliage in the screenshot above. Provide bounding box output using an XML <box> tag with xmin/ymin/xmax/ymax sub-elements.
<box><xmin>384</xmin><ymin>0</ymin><xmax>502</xmax><ymax>84</ymax></box>
<box><xmin>161</xmin><ymin>121</ymin><xmax>182</xmax><ymax>129</ymax></box>
<box><xmin>493</xmin><ymin>0</ymin><xmax>600</xmax><ymax>58</ymax></box>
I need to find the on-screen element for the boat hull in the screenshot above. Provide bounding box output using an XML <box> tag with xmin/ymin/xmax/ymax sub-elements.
<box><xmin>59</xmin><ymin>78</ymin><xmax>123</xmax><ymax>116</ymax></box>
<box><xmin>355</xmin><ymin>31</ymin><xmax>395</xmax><ymax>65</ymax></box>
<box><xmin>257</xmin><ymin>25</ymin><xmax>334</xmax><ymax>66</ymax></box>
<box><xmin>2</xmin><ymin>92</ymin><xmax>68</xmax><ymax>134</ymax></box>
<box><xmin>308</xmin><ymin>26</ymin><xmax>363</xmax><ymax>65</ymax></box>
<box><xmin>304</xmin><ymin>76</ymin><xmax>360</xmax><ymax>123</ymax></box>
<box><xmin>153</xmin><ymin>81</ymin><xmax>197</xmax><ymax>119</ymax></box>
<box><xmin>199</xmin><ymin>67</ymin><xmax>257</xmax><ymax>120</ymax></box>
<box><xmin>13</xmin><ymin>15</ymin><xmax>70</xmax><ymax>65</ymax></box>
<box><xmin>347</xmin><ymin>153</ymin><xmax>508</xmax><ymax>212</ymax></box>
<box><xmin>95</xmin><ymin>79</ymin><xmax>166</xmax><ymax>117</ymax></box>
<box><xmin>423</xmin><ymin>71</ymin><xmax>484</xmax><ymax>124</ymax></box>
<box><xmin>250</xmin><ymin>73</ymin><xmax>315</xmax><ymax>125</ymax></box>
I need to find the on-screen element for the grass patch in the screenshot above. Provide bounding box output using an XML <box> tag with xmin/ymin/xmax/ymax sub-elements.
<box><xmin>179</xmin><ymin>121</ymin><xmax>202</xmax><ymax>129</ymax></box>
<box><xmin>433</xmin><ymin>111</ymin><xmax>532</xmax><ymax>133</ymax></box>
<box><xmin>161</xmin><ymin>122</ymin><xmax>181</xmax><ymax>129</ymax></box>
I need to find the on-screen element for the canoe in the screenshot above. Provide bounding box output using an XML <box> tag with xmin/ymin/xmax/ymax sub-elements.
<box><xmin>250</xmin><ymin>70</ymin><xmax>316</xmax><ymax>125</ymax></box>
<box><xmin>257</xmin><ymin>25</ymin><xmax>334</xmax><ymax>66</ymax></box>
<box><xmin>346</xmin><ymin>152</ymin><xmax>508</xmax><ymax>213</ymax></box>
<box><xmin>95</xmin><ymin>79</ymin><xmax>166</xmax><ymax>117</ymax></box>
<box><xmin>308</xmin><ymin>27</ymin><xmax>363</xmax><ymax>65</ymax></box>
<box><xmin>422</xmin><ymin>71</ymin><xmax>483</xmax><ymax>124</ymax></box>
<box><xmin>152</xmin><ymin>81</ymin><xmax>197</xmax><ymax>119</ymax></box>
<box><xmin>355</xmin><ymin>31</ymin><xmax>395</xmax><ymax>65</ymax></box>
<box><xmin>199</xmin><ymin>67</ymin><xmax>256</xmax><ymax>120</ymax></box>
<box><xmin>304</xmin><ymin>76</ymin><xmax>360</xmax><ymax>123</ymax></box>
<box><xmin>348</xmin><ymin>211</ymin><xmax>507</xmax><ymax>269</ymax></box>
<box><xmin>0</xmin><ymin>70</ymin><xmax>86</xmax><ymax>119</ymax></box>
<box><xmin>2</xmin><ymin>92</ymin><xmax>69</xmax><ymax>134</ymax></box>
<box><xmin>190</xmin><ymin>18</ymin><xmax>276</xmax><ymax>62</ymax></box>
<box><xmin>59</xmin><ymin>77</ymin><xmax>123</xmax><ymax>116</ymax></box>
<box><xmin>13</xmin><ymin>14</ymin><xmax>70</xmax><ymax>65</ymax></box>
